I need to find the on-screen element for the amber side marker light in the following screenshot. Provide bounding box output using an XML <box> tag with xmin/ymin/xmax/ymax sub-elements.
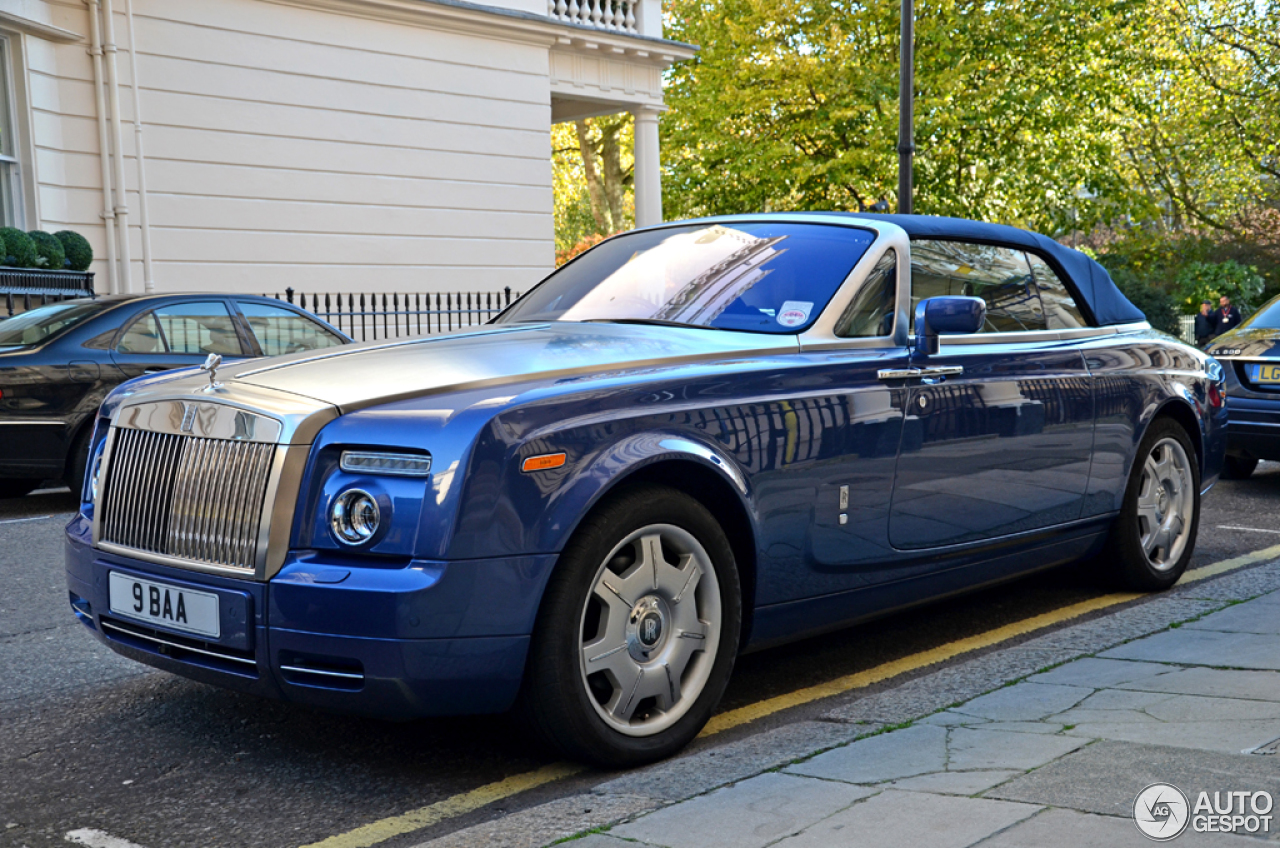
<box><xmin>522</xmin><ymin>453</ymin><xmax>567</xmax><ymax>473</ymax></box>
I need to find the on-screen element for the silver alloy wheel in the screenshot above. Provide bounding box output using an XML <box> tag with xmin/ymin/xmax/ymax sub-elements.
<box><xmin>1135</xmin><ymin>437</ymin><xmax>1195</xmax><ymax>571</ymax></box>
<box><xmin>578</xmin><ymin>523</ymin><xmax>722</xmax><ymax>737</ymax></box>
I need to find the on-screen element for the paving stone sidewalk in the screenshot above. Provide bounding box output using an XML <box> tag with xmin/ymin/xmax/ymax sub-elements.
<box><xmin>415</xmin><ymin>563</ymin><xmax>1280</xmax><ymax>848</ymax></box>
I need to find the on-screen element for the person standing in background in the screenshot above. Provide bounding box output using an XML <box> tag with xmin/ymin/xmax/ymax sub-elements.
<box><xmin>1218</xmin><ymin>295</ymin><xmax>1243</xmax><ymax>335</ymax></box>
<box><xmin>1195</xmin><ymin>300</ymin><xmax>1218</xmax><ymax>347</ymax></box>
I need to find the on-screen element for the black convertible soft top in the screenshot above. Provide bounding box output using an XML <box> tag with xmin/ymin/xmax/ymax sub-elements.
<box><xmin>829</xmin><ymin>213</ymin><xmax>1146</xmax><ymax>328</ymax></box>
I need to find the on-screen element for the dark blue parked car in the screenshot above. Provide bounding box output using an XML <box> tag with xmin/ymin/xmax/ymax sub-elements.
<box><xmin>0</xmin><ymin>293</ymin><xmax>349</xmax><ymax>498</ymax></box>
<box><xmin>65</xmin><ymin>215</ymin><xmax>1226</xmax><ymax>766</ymax></box>
<box><xmin>1206</xmin><ymin>294</ymin><xmax>1280</xmax><ymax>479</ymax></box>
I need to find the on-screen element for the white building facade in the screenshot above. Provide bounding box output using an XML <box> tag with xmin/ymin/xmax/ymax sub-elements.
<box><xmin>0</xmin><ymin>0</ymin><xmax>693</xmax><ymax>296</ymax></box>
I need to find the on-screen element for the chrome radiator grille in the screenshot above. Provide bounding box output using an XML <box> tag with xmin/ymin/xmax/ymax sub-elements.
<box><xmin>99</xmin><ymin>428</ymin><xmax>276</xmax><ymax>573</ymax></box>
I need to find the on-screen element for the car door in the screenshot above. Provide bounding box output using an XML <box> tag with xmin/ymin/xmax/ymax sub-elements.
<box><xmin>887</xmin><ymin>239</ymin><xmax>1095</xmax><ymax>549</ymax></box>
<box><xmin>110</xmin><ymin>299</ymin><xmax>250</xmax><ymax>379</ymax></box>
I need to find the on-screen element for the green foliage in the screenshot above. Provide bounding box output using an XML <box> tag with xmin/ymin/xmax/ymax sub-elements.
<box><xmin>656</xmin><ymin>0</ymin><xmax>1277</xmax><ymax>243</ymax></box>
<box><xmin>0</xmin><ymin>227</ymin><xmax>38</xmax><ymax>268</ymax></box>
<box><xmin>27</xmin><ymin>230</ymin><xmax>66</xmax><ymax>271</ymax></box>
<box><xmin>552</xmin><ymin>119</ymin><xmax>634</xmax><ymax>253</ymax></box>
<box><xmin>1116</xmin><ymin>272</ymin><xmax>1181</xmax><ymax>335</ymax></box>
<box><xmin>1174</xmin><ymin>260</ymin><xmax>1265</xmax><ymax>314</ymax></box>
<box><xmin>1098</xmin><ymin>260</ymin><xmax>1181</xmax><ymax>334</ymax></box>
<box><xmin>661</xmin><ymin>0</ymin><xmax>1153</xmax><ymax>231</ymax></box>
<box><xmin>54</xmin><ymin>230</ymin><xmax>94</xmax><ymax>272</ymax></box>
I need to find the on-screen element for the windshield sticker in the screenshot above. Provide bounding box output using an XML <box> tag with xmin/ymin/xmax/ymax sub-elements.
<box><xmin>777</xmin><ymin>301</ymin><xmax>814</xmax><ymax>328</ymax></box>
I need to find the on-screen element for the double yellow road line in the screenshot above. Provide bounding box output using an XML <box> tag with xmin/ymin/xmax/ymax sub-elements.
<box><xmin>303</xmin><ymin>543</ymin><xmax>1280</xmax><ymax>848</ymax></box>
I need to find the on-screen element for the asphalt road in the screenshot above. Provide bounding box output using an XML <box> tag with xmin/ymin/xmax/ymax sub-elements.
<box><xmin>4</xmin><ymin>467</ymin><xmax>1280</xmax><ymax>848</ymax></box>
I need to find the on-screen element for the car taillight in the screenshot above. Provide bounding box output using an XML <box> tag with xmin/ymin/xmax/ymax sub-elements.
<box><xmin>1209</xmin><ymin>381</ymin><xmax>1225</xmax><ymax>409</ymax></box>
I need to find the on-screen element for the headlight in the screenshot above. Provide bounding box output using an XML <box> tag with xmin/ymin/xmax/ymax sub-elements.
<box><xmin>330</xmin><ymin>489</ymin><xmax>381</xmax><ymax>545</ymax></box>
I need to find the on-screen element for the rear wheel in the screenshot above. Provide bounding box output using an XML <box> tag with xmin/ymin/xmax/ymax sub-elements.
<box><xmin>1108</xmin><ymin>418</ymin><xmax>1200</xmax><ymax>590</ymax></box>
<box><xmin>1221</xmin><ymin>454</ymin><xmax>1258</xmax><ymax>480</ymax></box>
<box><xmin>0</xmin><ymin>479</ymin><xmax>40</xmax><ymax>499</ymax></box>
<box><xmin>520</xmin><ymin>484</ymin><xmax>741</xmax><ymax>768</ymax></box>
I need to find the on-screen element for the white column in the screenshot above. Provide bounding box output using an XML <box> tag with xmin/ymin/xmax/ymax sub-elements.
<box><xmin>633</xmin><ymin>107</ymin><xmax>663</xmax><ymax>228</ymax></box>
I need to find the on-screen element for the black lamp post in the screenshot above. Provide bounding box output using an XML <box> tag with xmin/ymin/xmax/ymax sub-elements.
<box><xmin>898</xmin><ymin>0</ymin><xmax>914</xmax><ymax>214</ymax></box>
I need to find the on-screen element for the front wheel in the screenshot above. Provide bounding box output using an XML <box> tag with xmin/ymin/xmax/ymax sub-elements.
<box><xmin>520</xmin><ymin>484</ymin><xmax>741</xmax><ymax>768</ymax></box>
<box><xmin>1108</xmin><ymin>418</ymin><xmax>1200</xmax><ymax>590</ymax></box>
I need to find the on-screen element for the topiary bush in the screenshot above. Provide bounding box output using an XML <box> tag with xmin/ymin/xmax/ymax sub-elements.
<box><xmin>0</xmin><ymin>227</ymin><xmax>38</xmax><ymax>268</ymax></box>
<box><xmin>27</xmin><ymin>230</ymin><xmax>66</xmax><ymax>271</ymax></box>
<box><xmin>54</xmin><ymin>230</ymin><xmax>93</xmax><ymax>272</ymax></box>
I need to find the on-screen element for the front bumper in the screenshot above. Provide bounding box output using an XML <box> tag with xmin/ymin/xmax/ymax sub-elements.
<box><xmin>65</xmin><ymin>514</ymin><xmax>556</xmax><ymax>719</ymax></box>
<box><xmin>1224</xmin><ymin>396</ymin><xmax>1280</xmax><ymax>461</ymax></box>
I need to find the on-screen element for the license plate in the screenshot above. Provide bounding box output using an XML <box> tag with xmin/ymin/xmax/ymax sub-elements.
<box><xmin>109</xmin><ymin>572</ymin><xmax>220</xmax><ymax>638</ymax></box>
<box><xmin>1249</xmin><ymin>363</ymin><xmax>1280</xmax><ymax>384</ymax></box>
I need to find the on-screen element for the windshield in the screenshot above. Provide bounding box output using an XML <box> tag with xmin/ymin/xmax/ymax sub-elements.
<box><xmin>498</xmin><ymin>222</ymin><xmax>876</xmax><ymax>334</ymax></box>
<box><xmin>1239</xmin><ymin>295</ymin><xmax>1280</xmax><ymax>331</ymax></box>
<box><xmin>0</xmin><ymin>301</ymin><xmax>108</xmax><ymax>347</ymax></box>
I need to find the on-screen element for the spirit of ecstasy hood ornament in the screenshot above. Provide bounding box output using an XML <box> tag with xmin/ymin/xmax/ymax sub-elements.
<box><xmin>200</xmin><ymin>353</ymin><xmax>224</xmax><ymax>393</ymax></box>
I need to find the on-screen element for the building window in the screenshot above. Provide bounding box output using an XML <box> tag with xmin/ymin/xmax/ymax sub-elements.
<box><xmin>0</xmin><ymin>35</ymin><xmax>24</xmax><ymax>228</ymax></box>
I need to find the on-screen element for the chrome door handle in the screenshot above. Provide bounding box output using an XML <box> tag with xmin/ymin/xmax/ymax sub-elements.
<box><xmin>877</xmin><ymin>366</ymin><xmax>964</xmax><ymax>381</ymax></box>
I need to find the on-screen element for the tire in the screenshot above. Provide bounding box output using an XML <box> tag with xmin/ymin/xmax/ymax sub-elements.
<box><xmin>0</xmin><ymin>479</ymin><xmax>40</xmax><ymax>499</ymax></box>
<box><xmin>1221</xmin><ymin>454</ymin><xmax>1258</xmax><ymax>481</ymax></box>
<box><xmin>519</xmin><ymin>483</ymin><xmax>742</xmax><ymax>768</ymax></box>
<box><xmin>65</xmin><ymin>427</ymin><xmax>92</xmax><ymax>495</ymax></box>
<box><xmin>1108</xmin><ymin>418</ymin><xmax>1200</xmax><ymax>591</ymax></box>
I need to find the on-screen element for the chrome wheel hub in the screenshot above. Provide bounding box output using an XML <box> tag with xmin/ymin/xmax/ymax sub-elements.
<box><xmin>578</xmin><ymin>524</ymin><xmax>721</xmax><ymax>737</ymax></box>
<box><xmin>1135</xmin><ymin>438</ymin><xmax>1194</xmax><ymax>572</ymax></box>
<box><xmin>627</xmin><ymin>596</ymin><xmax>671</xmax><ymax>660</ymax></box>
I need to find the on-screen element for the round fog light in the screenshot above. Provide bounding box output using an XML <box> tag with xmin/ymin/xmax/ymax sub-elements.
<box><xmin>330</xmin><ymin>489</ymin><xmax>380</xmax><ymax>545</ymax></box>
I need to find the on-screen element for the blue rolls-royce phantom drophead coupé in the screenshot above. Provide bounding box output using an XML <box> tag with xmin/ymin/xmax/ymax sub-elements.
<box><xmin>66</xmin><ymin>214</ymin><xmax>1226</xmax><ymax>766</ymax></box>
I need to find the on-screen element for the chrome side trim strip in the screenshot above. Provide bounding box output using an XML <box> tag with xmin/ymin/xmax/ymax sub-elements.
<box><xmin>101</xmin><ymin>620</ymin><xmax>257</xmax><ymax>667</ymax></box>
<box><xmin>279</xmin><ymin>664</ymin><xmax>364</xmax><ymax>681</ymax></box>
<box><xmin>903</xmin><ymin>322</ymin><xmax>1153</xmax><ymax>347</ymax></box>
<box><xmin>0</xmin><ymin>418</ymin><xmax>65</xmax><ymax>426</ymax></box>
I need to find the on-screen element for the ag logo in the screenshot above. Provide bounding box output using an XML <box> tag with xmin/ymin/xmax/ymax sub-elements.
<box><xmin>1135</xmin><ymin>783</ymin><xmax>1190</xmax><ymax>841</ymax></box>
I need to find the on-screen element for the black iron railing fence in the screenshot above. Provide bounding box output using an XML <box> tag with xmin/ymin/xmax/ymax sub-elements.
<box><xmin>273</xmin><ymin>287</ymin><xmax>520</xmax><ymax>342</ymax></box>
<box><xmin>2</xmin><ymin>268</ymin><xmax>96</xmax><ymax>317</ymax></box>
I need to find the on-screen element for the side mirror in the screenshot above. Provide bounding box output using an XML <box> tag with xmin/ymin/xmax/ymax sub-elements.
<box><xmin>914</xmin><ymin>296</ymin><xmax>986</xmax><ymax>355</ymax></box>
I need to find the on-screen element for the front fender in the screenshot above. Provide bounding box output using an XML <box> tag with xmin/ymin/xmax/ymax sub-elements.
<box><xmin>447</xmin><ymin>428</ymin><xmax>755</xmax><ymax>560</ymax></box>
<box><xmin>543</xmin><ymin>432</ymin><xmax>754</xmax><ymax>551</ymax></box>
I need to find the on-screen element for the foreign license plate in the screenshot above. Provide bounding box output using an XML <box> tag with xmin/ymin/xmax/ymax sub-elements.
<box><xmin>1249</xmin><ymin>363</ymin><xmax>1280</xmax><ymax>384</ymax></box>
<box><xmin>108</xmin><ymin>572</ymin><xmax>220</xmax><ymax>638</ymax></box>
